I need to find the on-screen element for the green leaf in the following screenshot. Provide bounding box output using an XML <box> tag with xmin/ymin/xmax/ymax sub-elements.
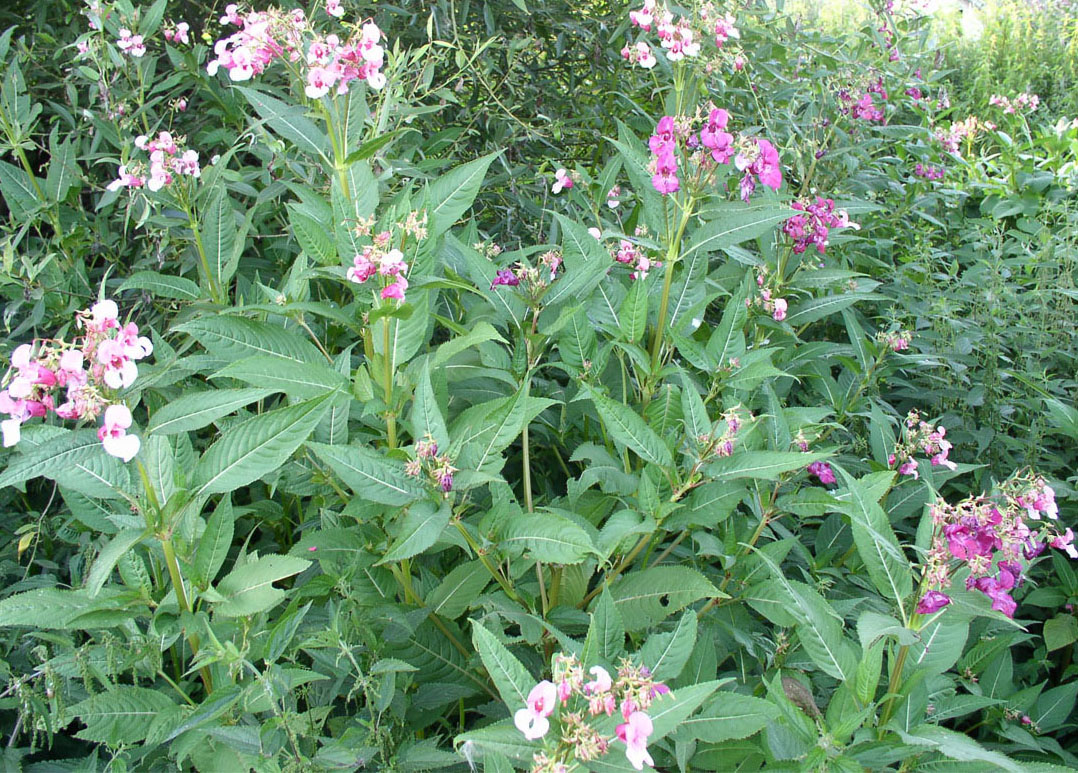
<box><xmin>1032</xmin><ymin>681</ymin><xmax>1078</xmax><ymax>732</ymax></box>
<box><xmin>649</xmin><ymin>680</ymin><xmax>727</xmax><ymax>741</ymax></box>
<box><xmin>202</xmin><ymin>189</ymin><xmax>238</xmax><ymax>288</ymax></box>
<box><xmin>307</xmin><ymin>441</ymin><xmax>427</xmax><ymax>506</ymax></box>
<box><xmin>428</xmin><ymin>152</ymin><xmax>500</xmax><ymax>238</ymax></box>
<box><xmin>192</xmin><ymin>393</ymin><xmax>332</xmax><ymax>496</ymax></box>
<box><xmin>211</xmin><ymin>355</ymin><xmax>347</xmax><ymax>399</ymax></box>
<box><xmin>0</xmin><ymin>158</ymin><xmax>40</xmax><ymax>219</ymax></box>
<box><xmin>194</xmin><ymin>496</ymin><xmax>235</xmax><ymax>587</ymax></box>
<box><xmin>430</xmin><ymin>321</ymin><xmax>507</xmax><ymax>368</ymax></box>
<box><xmin>585</xmin><ymin>386</ymin><xmax>672</xmax><ymax>468</ymax></box>
<box><xmin>0</xmin><ymin>429</ymin><xmax>130</xmax><ymax>499</ymax></box>
<box><xmin>380</xmin><ymin>500</ymin><xmax>451</xmax><ymax>563</ymax></box>
<box><xmin>471</xmin><ymin>623</ymin><xmax>534</xmax><ymax>709</ymax></box>
<box><xmin>148</xmin><ymin>388</ymin><xmax>275</xmax><ymax>435</ymax></box>
<box><xmin>679</xmin><ymin>692</ymin><xmax>780</xmax><ymax>742</ymax></box>
<box><xmin>237</xmin><ymin>87</ymin><xmax>330</xmax><ymax>161</ymax></box>
<box><xmin>683</xmin><ymin>203</ymin><xmax>794</xmax><ymax>262</ymax></box>
<box><xmin>45</xmin><ymin>135</ymin><xmax>77</xmax><ymax>203</ymax></box>
<box><xmin>289</xmin><ymin>204</ymin><xmax>336</xmax><ymax>265</ymax></box>
<box><xmin>0</xmin><ymin>587</ymin><xmax>131</xmax><ymax>629</ymax></box>
<box><xmin>176</xmin><ymin>316</ymin><xmax>322</xmax><ymax>364</ymax></box>
<box><xmin>897</xmin><ymin>725</ymin><xmax>1023</xmax><ymax>772</ymax></box>
<box><xmin>707</xmin><ymin>451</ymin><xmax>829</xmax><ymax>482</ymax></box>
<box><xmin>582</xmin><ymin>587</ymin><xmax>625</xmax><ymax>664</ymax></box>
<box><xmin>161</xmin><ymin>685</ymin><xmax>244</xmax><ymax>743</ymax></box>
<box><xmin>543</xmin><ymin>214</ymin><xmax>612</xmax><ymax>308</ymax></box>
<box><xmin>639</xmin><ymin>610</ymin><xmax>697</xmax><ymax>681</ymax></box>
<box><xmin>618</xmin><ymin>278</ymin><xmax>648</xmax><ymax>344</ymax></box>
<box><xmin>454</xmin><ymin>721</ymin><xmax>540</xmax><ymax>765</ymax></box>
<box><xmin>119</xmin><ymin>270</ymin><xmax>201</xmax><ymax>300</ymax></box>
<box><xmin>705</xmin><ymin>285</ymin><xmax>748</xmax><ymax>366</ymax></box>
<box><xmin>833</xmin><ymin>468</ymin><xmax>913</xmax><ymax>611</ymax></box>
<box><xmin>70</xmin><ymin>686</ymin><xmax>176</xmax><ymax>746</ymax></box>
<box><xmin>1044</xmin><ymin>615</ymin><xmax>1078</xmax><ymax>652</ymax></box>
<box><xmin>426</xmin><ymin>561</ymin><xmax>489</xmax><ymax>619</ymax></box>
<box><xmin>411</xmin><ymin>361</ymin><xmax>449</xmax><ymax>451</ymax></box>
<box><xmin>785</xmin><ymin>292</ymin><xmax>884</xmax><ymax>326</ymax></box>
<box><xmin>86</xmin><ymin>528</ymin><xmax>146</xmax><ymax>597</ymax></box>
<box><xmin>502</xmin><ymin>510</ymin><xmax>599</xmax><ymax>564</ymax></box>
<box><xmin>214</xmin><ymin>554</ymin><xmax>311</xmax><ymax>618</ymax></box>
<box><xmin>607</xmin><ymin>566</ymin><xmax>723</xmax><ymax>631</ymax></box>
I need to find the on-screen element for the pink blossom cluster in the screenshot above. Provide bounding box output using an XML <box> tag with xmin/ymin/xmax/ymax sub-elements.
<box><xmin>612</xmin><ymin>239</ymin><xmax>661</xmax><ymax>281</ymax></box>
<box><xmin>626</xmin><ymin>2</ymin><xmax>740</xmax><ymax>68</ymax></box>
<box><xmin>489</xmin><ymin>251</ymin><xmax>564</xmax><ymax>298</ymax></box>
<box><xmin>733</xmin><ymin>137</ymin><xmax>783</xmax><ymax>201</ymax></box>
<box><xmin>107</xmin><ymin>131</ymin><xmax>201</xmax><ymax>193</ymax></box>
<box><xmin>989</xmin><ymin>92</ymin><xmax>1040</xmax><ymax>115</ymax></box>
<box><xmin>347</xmin><ymin>239</ymin><xmax>409</xmax><ymax>303</ymax></box>
<box><xmin>116</xmin><ymin>28</ymin><xmax>146</xmax><ymax>58</ymax></box>
<box><xmin>807</xmin><ymin>461</ymin><xmax>836</xmax><ymax>485</ymax></box>
<box><xmin>877</xmin><ymin>329</ymin><xmax>913</xmax><ymax>352</ymax></box>
<box><xmin>914</xmin><ymin>162</ymin><xmax>944</xmax><ymax>181</ymax></box>
<box><xmin>206</xmin><ymin>5</ymin><xmax>387</xmax><ymax>93</ymax></box>
<box><xmin>935</xmin><ymin>116</ymin><xmax>995</xmax><ymax>155</ymax></box>
<box><xmin>514</xmin><ymin>654</ymin><xmax>668</xmax><ymax>772</ymax></box>
<box><xmin>838</xmin><ymin>77</ymin><xmax>888</xmax><ymax>123</ymax></box>
<box><xmin>749</xmin><ymin>271</ymin><xmax>787</xmax><ymax>321</ymax></box>
<box><xmin>917</xmin><ymin>472</ymin><xmax>1074</xmax><ymax>618</ymax></box>
<box><xmin>163</xmin><ymin>21</ymin><xmax>190</xmax><ymax>45</ymax></box>
<box><xmin>782</xmin><ymin>197</ymin><xmax>858</xmax><ymax>255</ymax></box>
<box><xmin>404</xmin><ymin>435</ymin><xmax>456</xmax><ymax>493</ymax></box>
<box><xmin>888</xmin><ymin>410</ymin><xmax>956</xmax><ymax>480</ymax></box>
<box><xmin>1</xmin><ymin>300</ymin><xmax>151</xmax><ymax>462</ymax></box>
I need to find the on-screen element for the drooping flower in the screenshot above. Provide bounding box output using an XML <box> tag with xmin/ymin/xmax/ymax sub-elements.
<box><xmin>98</xmin><ymin>404</ymin><xmax>140</xmax><ymax>462</ymax></box>
<box><xmin>514</xmin><ymin>680</ymin><xmax>557</xmax><ymax>740</ymax></box>
<box><xmin>616</xmin><ymin>711</ymin><xmax>654</xmax><ymax>771</ymax></box>
<box><xmin>807</xmin><ymin>461</ymin><xmax>836</xmax><ymax>485</ymax></box>
<box><xmin>916</xmin><ymin>590</ymin><xmax>951</xmax><ymax>615</ymax></box>
<box><xmin>552</xmin><ymin>168</ymin><xmax>574</xmax><ymax>194</ymax></box>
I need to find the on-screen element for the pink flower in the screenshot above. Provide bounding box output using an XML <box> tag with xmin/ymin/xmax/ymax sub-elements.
<box><xmin>1052</xmin><ymin>528</ymin><xmax>1078</xmax><ymax>559</ymax></box>
<box><xmin>514</xmin><ymin>680</ymin><xmax>557</xmax><ymax>740</ymax></box>
<box><xmin>381</xmin><ymin>275</ymin><xmax>408</xmax><ymax>301</ymax></box>
<box><xmin>616</xmin><ymin>711</ymin><xmax>654</xmax><ymax>771</ymax></box>
<box><xmin>700</xmin><ymin>108</ymin><xmax>734</xmax><ymax>164</ymax></box>
<box><xmin>347</xmin><ymin>250</ymin><xmax>377</xmax><ymax>284</ymax></box>
<box><xmin>807</xmin><ymin>461</ymin><xmax>836</xmax><ymax>485</ymax></box>
<box><xmin>326</xmin><ymin>0</ymin><xmax>344</xmax><ymax>18</ymax></box>
<box><xmin>98</xmin><ymin>404</ymin><xmax>140</xmax><ymax>462</ymax></box>
<box><xmin>629</xmin><ymin>0</ymin><xmax>655</xmax><ymax>30</ymax></box>
<box><xmin>552</xmin><ymin>168</ymin><xmax>573</xmax><ymax>194</ymax></box>
<box><xmin>116</xmin><ymin>28</ymin><xmax>146</xmax><ymax>58</ymax></box>
<box><xmin>753</xmin><ymin>139</ymin><xmax>783</xmax><ymax>191</ymax></box>
<box><xmin>772</xmin><ymin>298</ymin><xmax>787</xmax><ymax>321</ymax></box>
<box><xmin>916</xmin><ymin>590</ymin><xmax>951</xmax><ymax>615</ymax></box>
<box><xmin>651</xmin><ymin>149</ymin><xmax>679</xmax><ymax>195</ymax></box>
<box><xmin>585</xmin><ymin>666</ymin><xmax>612</xmax><ymax>693</ymax></box>
<box><xmin>713</xmin><ymin>14</ymin><xmax>740</xmax><ymax>47</ymax></box>
<box><xmin>306</xmin><ymin>66</ymin><xmax>337</xmax><ymax>99</ymax></box>
<box><xmin>96</xmin><ymin>339</ymin><xmax>137</xmax><ymax>390</ymax></box>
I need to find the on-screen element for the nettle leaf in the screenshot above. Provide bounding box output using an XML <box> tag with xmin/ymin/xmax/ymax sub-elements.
<box><xmin>213</xmin><ymin>554</ymin><xmax>311</xmax><ymax>617</ymax></box>
<box><xmin>606</xmin><ymin>566</ymin><xmax>723</xmax><ymax>631</ymax></box>
<box><xmin>678</xmin><ymin>691</ymin><xmax>780</xmax><ymax>742</ymax></box>
<box><xmin>471</xmin><ymin>623</ymin><xmax>534</xmax><ymax>709</ymax></box>
<box><xmin>380</xmin><ymin>500</ymin><xmax>452</xmax><ymax>563</ymax></box>
<box><xmin>582</xmin><ymin>587</ymin><xmax>625</xmax><ymax>664</ymax></box>
<box><xmin>584</xmin><ymin>386</ymin><xmax>672</xmax><ymax>468</ymax></box>
<box><xmin>69</xmin><ymin>686</ymin><xmax>177</xmax><ymax>746</ymax></box>
<box><xmin>618</xmin><ymin>278</ymin><xmax>648</xmax><ymax>344</ymax></box>
<box><xmin>501</xmin><ymin>509</ymin><xmax>599</xmax><ymax>564</ymax></box>
<box><xmin>833</xmin><ymin>468</ymin><xmax>913</xmax><ymax>612</ymax></box>
<box><xmin>0</xmin><ymin>587</ymin><xmax>131</xmax><ymax>629</ymax></box>
<box><xmin>148</xmin><ymin>388</ymin><xmax>275</xmax><ymax>435</ymax></box>
<box><xmin>192</xmin><ymin>393</ymin><xmax>332</xmax><ymax>496</ymax></box>
<box><xmin>211</xmin><ymin>355</ymin><xmax>347</xmax><ymax>400</ymax></box>
<box><xmin>307</xmin><ymin>441</ymin><xmax>427</xmax><ymax>505</ymax></box>
<box><xmin>176</xmin><ymin>316</ymin><xmax>322</xmax><ymax>364</ymax></box>
<box><xmin>428</xmin><ymin>151</ymin><xmax>500</xmax><ymax>238</ymax></box>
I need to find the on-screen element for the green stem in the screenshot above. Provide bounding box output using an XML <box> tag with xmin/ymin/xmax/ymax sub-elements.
<box><xmin>649</xmin><ymin>197</ymin><xmax>695</xmax><ymax>371</ymax></box>
<box><xmin>382</xmin><ymin>311</ymin><xmax>397</xmax><ymax>449</ymax></box>
<box><xmin>536</xmin><ymin>562</ymin><xmax>549</xmax><ymax>618</ymax></box>
<box><xmin>522</xmin><ymin>422</ymin><xmax>533</xmax><ymax>514</ymax></box>
<box><xmin>183</xmin><ymin>201</ymin><xmax>224</xmax><ymax>304</ymax></box>
<box><xmin>160</xmin><ymin>537</ymin><xmax>214</xmax><ymax>692</ymax></box>
<box><xmin>453</xmin><ymin>521</ymin><xmax>522</xmax><ymax>605</ymax></box>
<box><xmin>878</xmin><ymin>643</ymin><xmax>911</xmax><ymax>735</ymax></box>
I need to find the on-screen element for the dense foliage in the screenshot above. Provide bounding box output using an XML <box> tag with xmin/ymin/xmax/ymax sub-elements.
<box><xmin>0</xmin><ymin>0</ymin><xmax>1076</xmax><ymax>771</ymax></box>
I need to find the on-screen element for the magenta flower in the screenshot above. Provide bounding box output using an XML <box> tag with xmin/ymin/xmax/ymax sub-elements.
<box><xmin>916</xmin><ymin>590</ymin><xmax>951</xmax><ymax>615</ymax></box>
<box><xmin>490</xmin><ymin>269</ymin><xmax>519</xmax><ymax>289</ymax></box>
<box><xmin>552</xmin><ymin>168</ymin><xmax>573</xmax><ymax>194</ymax></box>
<box><xmin>98</xmin><ymin>404</ymin><xmax>140</xmax><ymax>463</ymax></box>
<box><xmin>807</xmin><ymin>461</ymin><xmax>836</xmax><ymax>485</ymax></box>
<box><xmin>514</xmin><ymin>680</ymin><xmax>557</xmax><ymax>740</ymax></box>
<box><xmin>381</xmin><ymin>276</ymin><xmax>408</xmax><ymax>302</ymax></box>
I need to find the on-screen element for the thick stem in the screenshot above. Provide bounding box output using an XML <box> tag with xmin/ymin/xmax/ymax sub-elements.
<box><xmin>649</xmin><ymin>198</ymin><xmax>695</xmax><ymax>371</ymax></box>
<box><xmin>186</xmin><ymin>206</ymin><xmax>225</xmax><ymax>304</ymax></box>
<box><xmin>877</xmin><ymin>643</ymin><xmax>911</xmax><ymax>735</ymax></box>
<box><xmin>382</xmin><ymin>313</ymin><xmax>397</xmax><ymax>449</ymax></box>
<box><xmin>160</xmin><ymin>538</ymin><xmax>214</xmax><ymax>692</ymax></box>
<box><xmin>453</xmin><ymin>521</ymin><xmax>522</xmax><ymax>605</ymax></box>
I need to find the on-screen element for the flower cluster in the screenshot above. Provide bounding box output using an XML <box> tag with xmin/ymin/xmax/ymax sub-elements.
<box><xmin>207</xmin><ymin>5</ymin><xmax>387</xmax><ymax>93</ymax></box>
<box><xmin>989</xmin><ymin>92</ymin><xmax>1040</xmax><ymax>115</ymax></box>
<box><xmin>620</xmin><ymin>40</ymin><xmax>657</xmax><ymax>69</ymax></box>
<box><xmin>749</xmin><ymin>270</ymin><xmax>787</xmax><ymax>322</ymax></box>
<box><xmin>163</xmin><ymin>21</ymin><xmax>190</xmax><ymax>45</ymax></box>
<box><xmin>917</xmin><ymin>472</ymin><xmax>1074</xmax><ymax>618</ymax></box>
<box><xmin>612</xmin><ymin>238</ymin><xmax>660</xmax><ymax>281</ymax></box>
<box><xmin>914</xmin><ymin>162</ymin><xmax>944</xmax><ymax>181</ymax></box>
<box><xmin>840</xmin><ymin>77</ymin><xmax>889</xmax><ymax>123</ymax></box>
<box><xmin>626</xmin><ymin>2</ymin><xmax>741</xmax><ymax>67</ymax></box>
<box><xmin>116</xmin><ymin>28</ymin><xmax>146</xmax><ymax>58</ymax></box>
<box><xmin>1</xmin><ymin>300</ymin><xmax>151</xmax><ymax>462</ymax></box>
<box><xmin>514</xmin><ymin>654</ymin><xmax>669</xmax><ymax>772</ymax></box>
<box><xmin>807</xmin><ymin>461</ymin><xmax>836</xmax><ymax>485</ymax></box>
<box><xmin>107</xmin><ymin>131</ymin><xmax>201</xmax><ymax>193</ymax></box>
<box><xmin>346</xmin><ymin>214</ymin><xmax>426</xmax><ymax>304</ymax></box>
<box><xmin>782</xmin><ymin>197</ymin><xmax>858</xmax><ymax>255</ymax></box>
<box><xmin>935</xmin><ymin>116</ymin><xmax>995</xmax><ymax>155</ymax></box>
<box><xmin>733</xmin><ymin>137</ymin><xmax>782</xmax><ymax>201</ymax></box>
<box><xmin>888</xmin><ymin>410</ymin><xmax>956</xmax><ymax>479</ymax></box>
<box><xmin>405</xmin><ymin>435</ymin><xmax>456</xmax><ymax>493</ymax></box>
<box><xmin>877</xmin><ymin>328</ymin><xmax>913</xmax><ymax>352</ymax></box>
<box><xmin>490</xmin><ymin>251</ymin><xmax>564</xmax><ymax>301</ymax></box>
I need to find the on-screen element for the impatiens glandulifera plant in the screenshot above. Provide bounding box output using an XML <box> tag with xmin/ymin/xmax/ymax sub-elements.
<box><xmin>0</xmin><ymin>0</ymin><xmax>1076</xmax><ymax>768</ymax></box>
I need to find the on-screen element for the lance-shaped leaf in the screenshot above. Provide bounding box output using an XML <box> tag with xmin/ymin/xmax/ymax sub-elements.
<box><xmin>543</xmin><ymin>214</ymin><xmax>612</xmax><ymax>308</ymax></box>
<box><xmin>677</xmin><ymin>691</ymin><xmax>780</xmax><ymax>742</ymax></box>
<box><xmin>213</xmin><ymin>554</ymin><xmax>311</xmax><ymax>617</ymax></box>
<box><xmin>308</xmin><ymin>441</ymin><xmax>427</xmax><ymax>506</ymax></box>
<box><xmin>707</xmin><ymin>451</ymin><xmax>829</xmax><ymax>481</ymax></box>
<box><xmin>119</xmin><ymin>271</ymin><xmax>201</xmax><ymax>301</ymax></box>
<box><xmin>472</xmin><ymin>623</ymin><xmax>534</xmax><ymax>710</ymax></box>
<box><xmin>0</xmin><ymin>429</ymin><xmax>131</xmax><ymax>499</ymax></box>
<box><xmin>380</xmin><ymin>500</ymin><xmax>451</xmax><ymax>563</ymax></box>
<box><xmin>606</xmin><ymin>566</ymin><xmax>722</xmax><ymax>631</ymax></box>
<box><xmin>211</xmin><ymin>355</ymin><xmax>347</xmax><ymax>400</ymax></box>
<box><xmin>410</xmin><ymin>361</ymin><xmax>449</xmax><ymax>451</ymax></box>
<box><xmin>237</xmin><ymin>87</ymin><xmax>330</xmax><ymax>161</ymax></box>
<box><xmin>86</xmin><ymin>528</ymin><xmax>147</xmax><ymax>597</ymax></box>
<box><xmin>428</xmin><ymin>151</ymin><xmax>501</xmax><ymax>238</ymax></box>
<box><xmin>502</xmin><ymin>510</ymin><xmax>599</xmax><ymax>564</ymax></box>
<box><xmin>682</xmin><ymin>202</ymin><xmax>794</xmax><ymax>262</ymax></box>
<box><xmin>69</xmin><ymin>686</ymin><xmax>177</xmax><ymax>746</ymax></box>
<box><xmin>582</xmin><ymin>586</ymin><xmax>625</xmax><ymax>664</ymax></box>
<box><xmin>148</xmin><ymin>388</ymin><xmax>275</xmax><ymax>435</ymax></box>
<box><xmin>192</xmin><ymin>393</ymin><xmax>332</xmax><ymax>496</ymax></box>
<box><xmin>584</xmin><ymin>386</ymin><xmax>672</xmax><ymax>468</ymax></box>
<box><xmin>175</xmin><ymin>316</ymin><xmax>322</xmax><ymax>364</ymax></box>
